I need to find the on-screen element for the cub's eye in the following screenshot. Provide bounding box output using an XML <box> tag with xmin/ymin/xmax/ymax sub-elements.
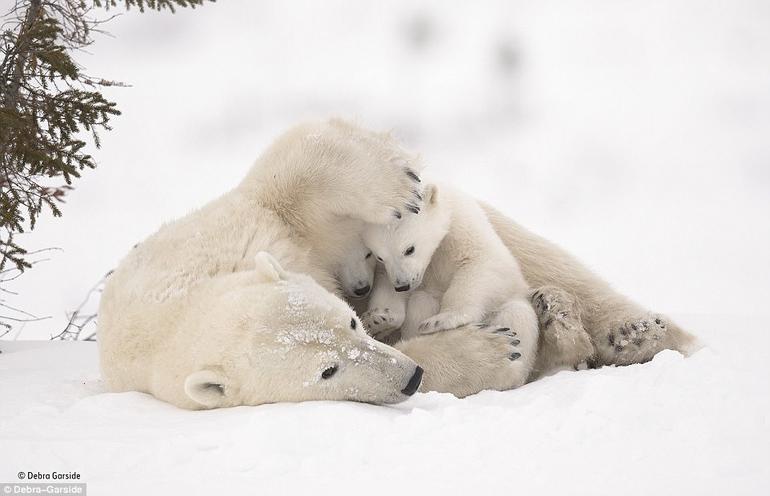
<box><xmin>404</xmin><ymin>246</ymin><xmax>415</xmax><ymax>256</ymax></box>
<box><xmin>376</xmin><ymin>255</ymin><xmax>383</xmax><ymax>262</ymax></box>
<box><xmin>321</xmin><ymin>365</ymin><xmax>338</xmax><ymax>379</ymax></box>
<box><xmin>350</xmin><ymin>318</ymin><xmax>357</xmax><ymax>330</ymax></box>
<box><xmin>365</xmin><ymin>252</ymin><xmax>372</xmax><ymax>259</ymax></box>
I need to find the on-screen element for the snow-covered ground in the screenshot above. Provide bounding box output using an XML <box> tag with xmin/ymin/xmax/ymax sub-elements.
<box><xmin>1</xmin><ymin>313</ymin><xmax>768</xmax><ymax>494</ymax></box>
<box><xmin>2</xmin><ymin>0</ymin><xmax>769</xmax><ymax>493</ymax></box>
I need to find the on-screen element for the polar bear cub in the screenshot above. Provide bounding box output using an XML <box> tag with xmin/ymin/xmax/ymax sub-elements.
<box><xmin>311</xmin><ymin>217</ymin><xmax>376</xmax><ymax>300</ymax></box>
<box><xmin>362</xmin><ymin>183</ymin><xmax>540</xmax><ymax>385</ymax></box>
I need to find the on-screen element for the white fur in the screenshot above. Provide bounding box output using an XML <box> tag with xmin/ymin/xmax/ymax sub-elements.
<box><xmin>481</xmin><ymin>204</ymin><xmax>700</xmax><ymax>376</ymax></box>
<box><xmin>98</xmin><ymin>119</ymin><xmax>426</xmax><ymax>409</ymax></box>
<box><xmin>308</xmin><ymin>217</ymin><xmax>376</xmax><ymax>299</ymax></box>
<box><xmin>100</xmin><ymin>119</ymin><xmax>698</xmax><ymax>407</ymax></box>
<box><xmin>362</xmin><ymin>183</ymin><xmax>540</xmax><ymax>388</ymax></box>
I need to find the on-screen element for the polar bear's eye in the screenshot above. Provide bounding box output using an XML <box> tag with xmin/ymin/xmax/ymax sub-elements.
<box><xmin>350</xmin><ymin>318</ymin><xmax>357</xmax><ymax>330</ymax></box>
<box><xmin>376</xmin><ymin>255</ymin><xmax>383</xmax><ymax>262</ymax></box>
<box><xmin>321</xmin><ymin>365</ymin><xmax>338</xmax><ymax>379</ymax></box>
<box><xmin>404</xmin><ymin>246</ymin><xmax>415</xmax><ymax>256</ymax></box>
<box><xmin>365</xmin><ymin>252</ymin><xmax>372</xmax><ymax>259</ymax></box>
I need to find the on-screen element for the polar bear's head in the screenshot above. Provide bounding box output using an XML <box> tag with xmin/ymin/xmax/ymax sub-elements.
<box><xmin>362</xmin><ymin>184</ymin><xmax>450</xmax><ymax>292</ymax></box>
<box><xmin>335</xmin><ymin>238</ymin><xmax>376</xmax><ymax>299</ymax></box>
<box><xmin>182</xmin><ymin>252</ymin><xmax>422</xmax><ymax>409</ymax></box>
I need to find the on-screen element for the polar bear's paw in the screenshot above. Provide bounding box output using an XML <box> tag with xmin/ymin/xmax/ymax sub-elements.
<box><xmin>419</xmin><ymin>311</ymin><xmax>474</xmax><ymax>334</ymax></box>
<box><xmin>530</xmin><ymin>286</ymin><xmax>595</xmax><ymax>371</ymax></box>
<box><xmin>364</xmin><ymin>157</ymin><xmax>424</xmax><ymax>225</ymax></box>
<box><xmin>602</xmin><ymin>315</ymin><xmax>669</xmax><ymax>365</ymax></box>
<box><xmin>362</xmin><ymin>307</ymin><xmax>404</xmax><ymax>340</ymax></box>
<box><xmin>395</xmin><ymin>323</ymin><xmax>532</xmax><ymax>397</ymax></box>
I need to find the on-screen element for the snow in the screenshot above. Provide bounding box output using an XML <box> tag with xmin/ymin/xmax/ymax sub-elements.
<box><xmin>1</xmin><ymin>0</ymin><xmax>769</xmax><ymax>493</ymax></box>
<box><xmin>2</xmin><ymin>314</ymin><xmax>769</xmax><ymax>494</ymax></box>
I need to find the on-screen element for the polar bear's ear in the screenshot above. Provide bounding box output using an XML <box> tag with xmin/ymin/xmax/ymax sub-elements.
<box><xmin>184</xmin><ymin>369</ymin><xmax>229</xmax><ymax>409</ymax></box>
<box><xmin>425</xmin><ymin>184</ymin><xmax>439</xmax><ymax>205</ymax></box>
<box><xmin>254</xmin><ymin>251</ymin><xmax>287</xmax><ymax>282</ymax></box>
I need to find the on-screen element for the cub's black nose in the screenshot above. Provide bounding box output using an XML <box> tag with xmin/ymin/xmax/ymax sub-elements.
<box><xmin>401</xmin><ymin>366</ymin><xmax>423</xmax><ymax>396</ymax></box>
<box><xmin>353</xmin><ymin>285</ymin><xmax>371</xmax><ymax>297</ymax></box>
<box><xmin>395</xmin><ymin>284</ymin><xmax>410</xmax><ymax>292</ymax></box>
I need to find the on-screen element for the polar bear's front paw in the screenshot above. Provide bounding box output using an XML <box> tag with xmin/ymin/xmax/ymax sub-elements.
<box><xmin>395</xmin><ymin>323</ymin><xmax>531</xmax><ymax>397</ymax></box>
<box><xmin>419</xmin><ymin>312</ymin><xmax>473</xmax><ymax>334</ymax></box>
<box><xmin>457</xmin><ymin>324</ymin><xmax>531</xmax><ymax>391</ymax></box>
<box><xmin>365</xmin><ymin>157</ymin><xmax>424</xmax><ymax>224</ymax></box>
<box><xmin>602</xmin><ymin>315</ymin><xmax>668</xmax><ymax>365</ymax></box>
<box><xmin>362</xmin><ymin>307</ymin><xmax>404</xmax><ymax>340</ymax></box>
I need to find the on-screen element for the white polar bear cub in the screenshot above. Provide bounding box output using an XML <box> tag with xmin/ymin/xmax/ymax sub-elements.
<box><xmin>362</xmin><ymin>183</ymin><xmax>540</xmax><ymax>384</ymax></box>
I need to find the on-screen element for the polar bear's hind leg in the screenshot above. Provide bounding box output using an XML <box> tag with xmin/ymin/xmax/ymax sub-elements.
<box><xmin>530</xmin><ymin>286</ymin><xmax>595</xmax><ymax>377</ymax></box>
<box><xmin>597</xmin><ymin>314</ymin><xmax>688</xmax><ymax>366</ymax></box>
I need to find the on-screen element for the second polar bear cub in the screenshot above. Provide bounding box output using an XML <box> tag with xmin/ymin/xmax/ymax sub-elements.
<box><xmin>362</xmin><ymin>183</ymin><xmax>540</xmax><ymax>383</ymax></box>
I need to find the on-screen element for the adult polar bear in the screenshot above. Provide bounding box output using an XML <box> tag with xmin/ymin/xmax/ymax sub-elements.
<box><xmin>99</xmin><ymin>119</ymin><xmax>524</xmax><ymax>409</ymax></box>
<box><xmin>99</xmin><ymin>118</ymin><xmax>697</xmax><ymax>409</ymax></box>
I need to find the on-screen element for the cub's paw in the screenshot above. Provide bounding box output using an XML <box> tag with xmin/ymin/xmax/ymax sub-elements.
<box><xmin>602</xmin><ymin>315</ymin><xmax>668</xmax><ymax>365</ymax></box>
<box><xmin>362</xmin><ymin>307</ymin><xmax>403</xmax><ymax>340</ymax></box>
<box><xmin>419</xmin><ymin>312</ymin><xmax>473</xmax><ymax>334</ymax></box>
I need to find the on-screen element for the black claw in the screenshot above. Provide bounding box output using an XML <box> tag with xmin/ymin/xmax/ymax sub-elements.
<box><xmin>476</xmin><ymin>323</ymin><xmax>488</xmax><ymax>329</ymax></box>
<box><xmin>405</xmin><ymin>169</ymin><xmax>421</xmax><ymax>182</ymax></box>
<box><xmin>655</xmin><ymin>318</ymin><xmax>662</xmax><ymax>325</ymax></box>
<box><xmin>393</xmin><ymin>210</ymin><xmax>402</xmax><ymax>219</ymax></box>
<box><xmin>509</xmin><ymin>352</ymin><xmax>521</xmax><ymax>361</ymax></box>
<box><xmin>413</xmin><ymin>190</ymin><xmax>423</xmax><ymax>201</ymax></box>
<box><xmin>405</xmin><ymin>203</ymin><xmax>420</xmax><ymax>214</ymax></box>
<box><xmin>511</xmin><ymin>339</ymin><xmax>520</xmax><ymax>346</ymax></box>
<box><xmin>496</xmin><ymin>327</ymin><xmax>510</xmax><ymax>332</ymax></box>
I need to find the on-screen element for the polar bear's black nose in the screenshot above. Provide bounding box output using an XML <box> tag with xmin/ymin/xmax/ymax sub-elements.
<box><xmin>401</xmin><ymin>366</ymin><xmax>423</xmax><ymax>396</ymax></box>
<box><xmin>395</xmin><ymin>284</ymin><xmax>410</xmax><ymax>292</ymax></box>
<box><xmin>353</xmin><ymin>285</ymin><xmax>371</xmax><ymax>297</ymax></box>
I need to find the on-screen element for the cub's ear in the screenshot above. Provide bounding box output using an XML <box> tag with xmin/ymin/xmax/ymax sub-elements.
<box><xmin>425</xmin><ymin>184</ymin><xmax>439</xmax><ymax>205</ymax></box>
<box><xmin>184</xmin><ymin>369</ymin><xmax>229</xmax><ymax>409</ymax></box>
<box><xmin>254</xmin><ymin>251</ymin><xmax>287</xmax><ymax>282</ymax></box>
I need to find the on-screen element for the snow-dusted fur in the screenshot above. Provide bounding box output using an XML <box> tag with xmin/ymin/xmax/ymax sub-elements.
<box><xmin>362</xmin><ymin>184</ymin><xmax>540</xmax><ymax>390</ymax></box>
<box><xmin>481</xmin><ymin>204</ymin><xmax>699</xmax><ymax>376</ymax></box>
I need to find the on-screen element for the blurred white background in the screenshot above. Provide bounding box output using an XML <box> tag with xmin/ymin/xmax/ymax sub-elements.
<box><xmin>4</xmin><ymin>0</ymin><xmax>770</xmax><ymax>339</ymax></box>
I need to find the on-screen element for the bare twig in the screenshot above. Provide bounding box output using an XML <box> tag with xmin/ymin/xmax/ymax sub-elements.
<box><xmin>50</xmin><ymin>270</ymin><xmax>109</xmax><ymax>341</ymax></box>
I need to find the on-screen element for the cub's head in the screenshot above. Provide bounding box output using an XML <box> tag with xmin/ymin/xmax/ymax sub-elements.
<box><xmin>362</xmin><ymin>184</ymin><xmax>450</xmax><ymax>292</ymax></box>
<box><xmin>182</xmin><ymin>252</ymin><xmax>422</xmax><ymax>409</ymax></box>
<box><xmin>336</xmin><ymin>237</ymin><xmax>376</xmax><ymax>299</ymax></box>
